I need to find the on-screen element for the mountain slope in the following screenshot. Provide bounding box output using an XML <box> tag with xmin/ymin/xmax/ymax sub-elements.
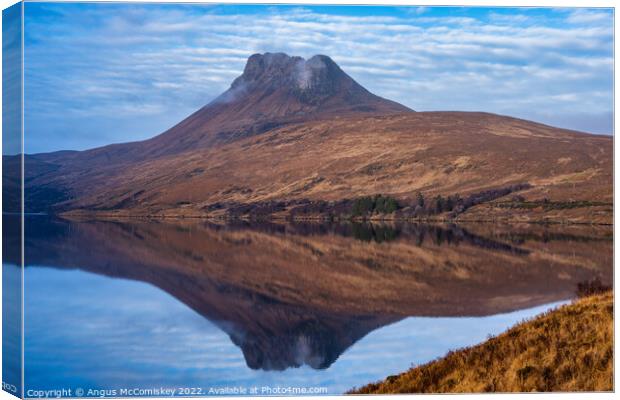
<box><xmin>139</xmin><ymin>53</ymin><xmax>411</xmax><ymax>155</ymax></box>
<box><xmin>53</xmin><ymin>112</ymin><xmax>611</xmax><ymax>222</ymax></box>
<box><xmin>8</xmin><ymin>53</ymin><xmax>612</xmax><ymax>222</ymax></box>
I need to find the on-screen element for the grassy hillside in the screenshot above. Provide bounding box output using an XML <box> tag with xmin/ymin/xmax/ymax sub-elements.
<box><xmin>350</xmin><ymin>291</ymin><xmax>613</xmax><ymax>393</ymax></box>
<box><xmin>19</xmin><ymin>112</ymin><xmax>612</xmax><ymax>223</ymax></box>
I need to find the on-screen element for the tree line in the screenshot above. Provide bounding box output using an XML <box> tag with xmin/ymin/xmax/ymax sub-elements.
<box><xmin>220</xmin><ymin>183</ymin><xmax>531</xmax><ymax>220</ymax></box>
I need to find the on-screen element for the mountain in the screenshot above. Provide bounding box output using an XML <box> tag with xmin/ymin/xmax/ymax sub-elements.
<box><xmin>137</xmin><ymin>53</ymin><xmax>410</xmax><ymax>156</ymax></box>
<box><xmin>3</xmin><ymin>53</ymin><xmax>612</xmax><ymax>223</ymax></box>
<box><xmin>52</xmin><ymin>53</ymin><xmax>411</xmax><ymax>165</ymax></box>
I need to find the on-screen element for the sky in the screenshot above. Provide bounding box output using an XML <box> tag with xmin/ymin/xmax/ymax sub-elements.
<box><xmin>2</xmin><ymin>2</ymin><xmax>22</xmax><ymax>155</ymax></box>
<box><xmin>18</xmin><ymin>3</ymin><xmax>615</xmax><ymax>154</ymax></box>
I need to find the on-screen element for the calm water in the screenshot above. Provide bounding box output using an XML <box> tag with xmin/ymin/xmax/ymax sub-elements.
<box><xmin>3</xmin><ymin>216</ymin><xmax>613</xmax><ymax>397</ymax></box>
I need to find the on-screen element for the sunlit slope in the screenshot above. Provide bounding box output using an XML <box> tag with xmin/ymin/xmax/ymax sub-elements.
<box><xmin>44</xmin><ymin>111</ymin><xmax>612</xmax><ymax>221</ymax></box>
<box><xmin>351</xmin><ymin>292</ymin><xmax>613</xmax><ymax>393</ymax></box>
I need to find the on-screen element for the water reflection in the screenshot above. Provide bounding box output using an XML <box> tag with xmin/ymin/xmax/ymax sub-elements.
<box><xmin>22</xmin><ymin>266</ymin><xmax>568</xmax><ymax>394</ymax></box>
<box><xmin>12</xmin><ymin>216</ymin><xmax>612</xmax><ymax>375</ymax></box>
<box><xmin>2</xmin><ymin>214</ymin><xmax>22</xmax><ymax>396</ymax></box>
<box><xmin>212</xmin><ymin>220</ymin><xmax>530</xmax><ymax>253</ymax></box>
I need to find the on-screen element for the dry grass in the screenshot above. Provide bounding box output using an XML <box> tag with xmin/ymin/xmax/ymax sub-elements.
<box><xmin>350</xmin><ymin>292</ymin><xmax>613</xmax><ymax>394</ymax></box>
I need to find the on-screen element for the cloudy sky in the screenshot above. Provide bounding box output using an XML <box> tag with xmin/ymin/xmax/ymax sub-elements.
<box><xmin>22</xmin><ymin>3</ymin><xmax>614</xmax><ymax>153</ymax></box>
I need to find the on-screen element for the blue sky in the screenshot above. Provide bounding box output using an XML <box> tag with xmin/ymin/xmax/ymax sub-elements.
<box><xmin>21</xmin><ymin>3</ymin><xmax>614</xmax><ymax>154</ymax></box>
<box><xmin>2</xmin><ymin>2</ymin><xmax>22</xmax><ymax>155</ymax></box>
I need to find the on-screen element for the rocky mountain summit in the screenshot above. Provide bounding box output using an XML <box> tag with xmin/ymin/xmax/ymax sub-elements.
<box><xmin>215</xmin><ymin>52</ymin><xmax>411</xmax><ymax>118</ymax></box>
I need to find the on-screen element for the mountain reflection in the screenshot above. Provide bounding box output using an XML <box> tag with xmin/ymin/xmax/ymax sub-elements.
<box><xmin>216</xmin><ymin>220</ymin><xmax>531</xmax><ymax>253</ymax></box>
<box><xmin>6</xmin><ymin>216</ymin><xmax>613</xmax><ymax>371</ymax></box>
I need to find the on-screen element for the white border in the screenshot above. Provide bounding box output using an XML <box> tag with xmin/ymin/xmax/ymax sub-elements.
<box><xmin>0</xmin><ymin>1</ymin><xmax>617</xmax><ymax>400</ymax></box>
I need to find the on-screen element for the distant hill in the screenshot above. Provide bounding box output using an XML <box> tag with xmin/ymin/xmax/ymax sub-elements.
<box><xmin>3</xmin><ymin>53</ymin><xmax>612</xmax><ymax>223</ymax></box>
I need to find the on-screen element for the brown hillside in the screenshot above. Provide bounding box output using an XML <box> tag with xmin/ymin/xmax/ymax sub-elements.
<box><xmin>54</xmin><ymin>112</ymin><xmax>611</xmax><ymax>221</ymax></box>
<box><xmin>350</xmin><ymin>292</ymin><xmax>613</xmax><ymax>393</ymax></box>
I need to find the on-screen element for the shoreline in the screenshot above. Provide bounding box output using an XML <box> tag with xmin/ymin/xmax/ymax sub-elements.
<box><xmin>56</xmin><ymin>212</ymin><xmax>613</xmax><ymax>226</ymax></box>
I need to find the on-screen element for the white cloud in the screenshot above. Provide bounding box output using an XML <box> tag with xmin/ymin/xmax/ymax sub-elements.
<box><xmin>566</xmin><ymin>9</ymin><xmax>613</xmax><ymax>24</ymax></box>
